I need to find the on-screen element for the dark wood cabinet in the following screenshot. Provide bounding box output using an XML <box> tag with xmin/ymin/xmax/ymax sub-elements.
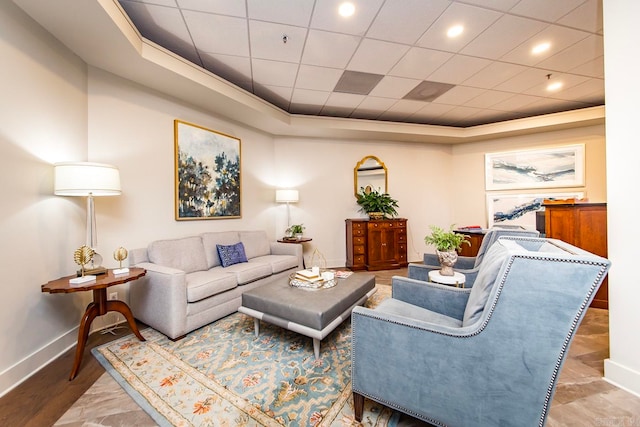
<box><xmin>544</xmin><ymin>202</ymin><xmax>608</xmax><ymax>309</ymax></box>
<box><xmin>346</xmin><ymin>218</ymin><xmax>408</xmax><ymax>271</ymax></box>
<box><xmin>454</xmin><ymin>230</ymin><xmax>485</xmax><ymax>257</ymax></box>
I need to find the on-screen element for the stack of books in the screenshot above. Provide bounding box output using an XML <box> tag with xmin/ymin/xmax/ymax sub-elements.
<box><xmin>294</xmin><ymin>269</ymin><xmax>323</xmax><ymax>283</ymax></box>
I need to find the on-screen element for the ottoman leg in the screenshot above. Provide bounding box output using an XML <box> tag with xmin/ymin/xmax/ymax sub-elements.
<box><xmin>253</xmin><ymin>318</ymin><xmax>260</xmax><ymax>337</ymax></box>
<box><xmin>313</xmin><ymin>338</ymin><xmax>320</xmax><ymax>359</ymax></box>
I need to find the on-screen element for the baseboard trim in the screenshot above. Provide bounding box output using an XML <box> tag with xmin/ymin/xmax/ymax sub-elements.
<box><xmin>0</xmin><ymin>326</ymin><xmax>78</xmax><ymax>398</ymax></box>
<box><xmin>604</xmin><ymin>358</ymin><xmax>640</xmax><ymax>398</ymax></box>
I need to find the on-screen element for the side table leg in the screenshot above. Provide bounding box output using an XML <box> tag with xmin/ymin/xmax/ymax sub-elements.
<box><xmin>106</xmin><ymin>300</ymin><xmax>146</xmax><ymax>341</ymax></box>
<box><xmin>70</xmin><ymin>303</ymin><xmax>99</xmax><ymax>381</ymax></box>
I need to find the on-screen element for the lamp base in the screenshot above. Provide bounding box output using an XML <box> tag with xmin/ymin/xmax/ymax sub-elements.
<box><xmin>77</xmin><ymin>266</ymin><xmax>107</xmax><ymax>277</ymax></box>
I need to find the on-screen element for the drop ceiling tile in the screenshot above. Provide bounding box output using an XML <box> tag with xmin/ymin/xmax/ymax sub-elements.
<box><xmin>356</xmin><ymin>96</ymin><xmax>398</xmax><ymax>111</ymax></box>
<box><xmin>389</xmin><ymin>47</ymin><xmax>453</xmax><ymax>80</ymax></box>
<box><xmin>523</xmin><ymin>98</ymin><xmax>587</xmax><ymax>115</ymax></box>
<box><xmin>366</xmin><ymin>0</ymin><xmax>450</xmax><ymax>44</ymax></box>
<box><xmin>463</xmin><ymin>61</ymin><xmax>528</xmax><ymax>89</ymax></box>
<box><xmin>551</xmin><ymin>78</ymin><xmax>604</xmax><ymax>102</ymax></box>
<box><xmin>537</xmin><ymin>34</ymin><xmax>604</xmax><ymax>73</ymax></box>
<box><xmin>428</xmin><ymin>55</ymin><xmax>492</xmax><ymax>84</ymax></box>
<box><xmin>455</xmin><ymin>0</ymin><xmax>520</xmax><ymax>12</ymax></box>
<box><xmin>177</xmin><ymin>0</ymin><xmax>245</xmax><ymax>16</ymax></box>
<box><xmin>120</xmin><ymin>1</ymin><xmax>200</xmax><ymax>64</ymax></box>
<box><xmin>569</xmin><ymin>56</ymin><xmax>604</xmax><ymax>78</ymax></box>
<box><xmin>301</xmin><ymin>30</ymin><xmax>360</xmax><ymax>69</ymax></box>
<box><xmin>417</xmin><ymin>2</ymin><xmax>502</xmax><ymax>53</ymax></box>
<box><xmin>183</xmin><ymin>10</ymin><xmax>249</xmax><ymax>56</ymax></box>
<box><xmin>255</xmin><ymin>85</ymin><xmax>293</xmax><ymax>109</ymax></box>
<box><xmin>500</xmin><ymin>25</ymin><xmax>591</xmax><ymax>66</ymax></box>
<box><xmin>291</xmin><ymin>88</ymin><xmax>330</xmax><ymax>105</ymax></box>
<box><xmin>463</xmin><ymin>89</ymin><xmax>514</xmax><ymax>108</ymax></box>
<box><xmin>320</xmin><ymin>105</ymin><xmax>357</xmax><ymax>117</ymax></box>
<box><xmin>460</xmin><ymin>14</ymin><xmax>547</xmax><ymax>59</ymax></box>
<box><xmin>409</xmin><ymin>102</ymin><xmax>456</xmax><ymax>120</ymax></box>
<box><xmin>432</xmin><ymin>86</ymin><xmax>486</xmax><ymax>106</ymax></box>
<box><xmin>324</xmin><ymin>92</ymin><xmax>366</xmax><ymax>108</ymax></box>
<box><xmin>493</xmin><ymin>67</ymin><xmax>548</xmax><ymax>93</ymax></box>
<box><xmin>368</xmin><ymin>76</ymin><xmax>422</xmax><ymax>98</ymax></box>
<box><xmin>295</xmin><ymin>64</ymin><xmax>343</xmax><ymax>91</ymax></box>
<box><xmin>490</xmin><ymin>93</ymin><xmax>541</xmax><ymax>111</ymax></box>
<box><xmin>131</xmin><ymin>0</ymin><xmax>178</xmax><ymax>7</ymax></box>
<box><xmin>441</xmin><ymin>105</ymin><xmax>484</xmax><ymax>121</ymax></box>
<box><xmin>385</xmin><ymin>99</ymin><xmax>427</xmax><ymax>116</ymax></box>
<box><xmin>249</xmin><ymin>21</ymin><xmax>306</xmax><ymax>62</ymax></box>
<box><xmin>311</xmin><ymin>0</ymin><xmax>384</xmax><ymax>36</ymax></box>
<box><xmin>350</xmin><ymin>109</ymin><xmax>384</xmax><ymax>120</ymax></box>
<box><xmin>251</xmin><ymin>58</ymin><xmax>298</xmax><ymax>87</ymax></box>
<box><xmin>290</xmin><ymin>103</ymin><xmax>324</xmax><ymax>115</ymax></box>
<box><xmin>509</xmin><ymin>0</ymin><xmax>585</xmax><ymax>22</ymax></box>
<box><xmin>200</xmin><ymin>52</ymin><xmax>252</xmax><ymax>89</ymax></box>
<box><xmin>247</xmin><ymin>0</ymin><xmax>314</xmax><ymax>26</ymax></box>
<box><xmin>557</xmin><ymin>0</ymin><xmax>603</xmax><ymax>33</ymax></box>
<box><xmin>522</xmin><ymin>73</ymin><xmax>590</xmax><ymax>97</ymax></box>
<box><xmin>347</xmin><ymin>38</ymin><xmax>410</xmax><ymax>74</ymax></box>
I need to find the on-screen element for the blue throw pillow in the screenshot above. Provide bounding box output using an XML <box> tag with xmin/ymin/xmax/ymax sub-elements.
<box><xmin>216</xmin><ymin>242</ymin><xmax>248</xmax><ymax>268</ymax></box>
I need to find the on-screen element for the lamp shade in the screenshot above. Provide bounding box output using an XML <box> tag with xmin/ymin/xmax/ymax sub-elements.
<box><xmin>275</xmin><ymin>189</ymin><xmax>299</xmax><ymax>203</ymax></box>
<box><xmin>54</xmin><ymin>162</ymin><xmax>121</xmax><ymax>196</ymax></box>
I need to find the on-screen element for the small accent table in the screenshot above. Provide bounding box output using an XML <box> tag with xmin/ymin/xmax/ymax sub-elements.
<box><xmin>278</xmin><ymin>237</ymin><xmax>312</xmax><ymax>267</ymax></box>
<box><xmin>41</xmin><ymin>268</ymin><xmax>146</xmax><ymax>380</ymax></box>
<box><xmin>428</xmin><ymin>270</ymin><xmax>466</xmax><ymax>288</ymax></box>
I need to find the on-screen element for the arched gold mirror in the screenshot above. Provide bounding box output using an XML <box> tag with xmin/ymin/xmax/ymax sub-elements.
<box><xmin>354</xmin><ymin>155</ymin><xmax>388</xmax><ymax>198</ymax></box>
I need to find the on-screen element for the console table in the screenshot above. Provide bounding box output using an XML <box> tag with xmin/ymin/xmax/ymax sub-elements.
<box><xmin>346</xmin><ymin>218</ymin><xmax>408</xmax><ymax>271</ymax></box>
<box><xmin>41</xmin><ymin>268</ymin><xmax>146</xmax><ymax>380</ymax></box>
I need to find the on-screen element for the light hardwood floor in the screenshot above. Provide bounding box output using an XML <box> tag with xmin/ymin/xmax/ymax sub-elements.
<box><xmin>2</xmin><ymin>269</ymin><xmax>639</xmax><ymax>426</ymax></box>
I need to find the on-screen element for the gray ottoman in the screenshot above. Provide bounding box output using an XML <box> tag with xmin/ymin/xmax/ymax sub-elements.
<box><xmin>238</xmin><ymin>272</ymin><xmax>376</xmax><ymax>358</ymax></box>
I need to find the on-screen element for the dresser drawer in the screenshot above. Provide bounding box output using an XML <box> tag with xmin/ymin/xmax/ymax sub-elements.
<box><xmin>353</xmin><ymin>245</ymin><xmax>366</xmax><ymax>255</ymax></box>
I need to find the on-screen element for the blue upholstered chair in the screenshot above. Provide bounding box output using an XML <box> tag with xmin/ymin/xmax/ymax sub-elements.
<box><xmin>351</xmin><ymin>236</ymin><xmax>610</xmax><ymax>426</ymax></box>
<box><xmin>408</xmin><ymin>226</ymin><xmax>540</xmax><ymax>285</ymax></box>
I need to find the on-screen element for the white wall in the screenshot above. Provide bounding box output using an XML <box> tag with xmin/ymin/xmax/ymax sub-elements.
<box><xmin>0</xmin><ymin>1</ymin><xmax>90</xmax><ymax>395</ymax></box>
<box><xmin>603</xmin><ymin>0</ymin><xmax>640</xmax><ymax>397</ymax></box>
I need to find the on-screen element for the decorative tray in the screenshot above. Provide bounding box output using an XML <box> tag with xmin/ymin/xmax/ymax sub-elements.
<box><xmin>289</xmin><ymin>272</ymin><xmax>337</xmax><ymax>290</ymax></box>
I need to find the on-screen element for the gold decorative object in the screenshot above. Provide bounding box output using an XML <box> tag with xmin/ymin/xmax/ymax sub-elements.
<box><xmin>113</xmin><ymin>247</ymin><xmax>128</xmax><ymax>269</ymax></box>
<box><xmin>74</xmin><ymin>245</ymin><xmax>95</xmax><ymax>277</ymax></box>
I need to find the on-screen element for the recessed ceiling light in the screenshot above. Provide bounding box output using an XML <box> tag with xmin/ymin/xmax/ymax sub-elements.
<box><xmin>547</xmin><ymin>81</ymin><xmax>563</xmax><ymax>91</ymax></box>
<box><xmin>532</xmin><ymin>42</ymin><xmax>551</xmax><ymax>55</ymax></box>
<box><xmin>447</xmin><ymin>25</ymin><xmax>464</xmax><ymax>38</ymax></box>
<box><xmin>338</xmin><ymin>2</ymin><xmax>355</xmax><ymax>17</ymax></box>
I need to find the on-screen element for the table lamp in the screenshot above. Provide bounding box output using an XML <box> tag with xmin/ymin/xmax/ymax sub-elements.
<box><xmin>275</xmin><ymin>189</ymin><xmax>298</xmax><ymax>227</ymax></box>
<box><xmin>54</xmin><ymin>162</ymin><xmax>121</xmax><ymax>275</ymax></box>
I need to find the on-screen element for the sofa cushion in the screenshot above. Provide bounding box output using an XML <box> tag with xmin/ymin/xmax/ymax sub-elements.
<box><xmin>201</xmin><ymin>231</ymin><xmax>241</xmax><ymax>268</ymax></box>
<box><xmin>462</xmin><ymin>240</ymin><xmax>510</xmax><ymax>327</ymax></box>
<box><xmin>217</xmin><ymin>242</ymin><xmax>248</xmax><ymax>267</ymax></box>
<box><xmin>250</xmin><ymin>255</ymin><xmax>299</xmax><ymax>274</ymax></box>
<box><xmin>148</xmin><ymin>236</ymin><xmax>208</xmax><ymax>274</ymax></box>
<box><xmin>220</xmin><ymin>262</ymin><xmax>273</xmax><ymax>285</ymax></box>
<box><xmin>186</xmin><ymin>270</ymin><xmax>238</xmax><ymax>303</ymax></box>
<box><xmin>240</xmin><ymin>230</ymin><xmax>271</xmax><ymax>260</ymax></box>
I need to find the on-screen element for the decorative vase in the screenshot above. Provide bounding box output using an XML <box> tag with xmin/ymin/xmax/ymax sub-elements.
<box><xmin>436</xmin><ymin>249</ymin><xmax>458</xmax><ymax>276</ymax></box>
<box><xmin>295</xmin><ymin>233</ymin><xmax>303</xmax><ymax>240</ymax></box>
<box><xmin>368</xmin><ymin>212</ymin><xmax>384</xmax><ymax>220</ymax></box>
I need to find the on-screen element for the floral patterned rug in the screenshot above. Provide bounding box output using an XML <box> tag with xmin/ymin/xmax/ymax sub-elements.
<box><xmin>92</xmin><ymin>285</ymin><xmax>397</xmax><ymax>427</ymax></box>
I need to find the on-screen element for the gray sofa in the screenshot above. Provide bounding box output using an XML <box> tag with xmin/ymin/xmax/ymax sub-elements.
<box><xmin>128</xmin><ymin>230</ymin><xmax>303</xmax><ymax>340</ymax></box>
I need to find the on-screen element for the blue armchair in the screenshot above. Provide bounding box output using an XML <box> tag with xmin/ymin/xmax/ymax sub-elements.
<box><xmin>409</xmin><ymin>226</ymin><xmax>540</xmax><ymax>285</ymax></box>
<box><xmin>351</xmin><ymin>236</ymin><xmax>610</xmax><ymax>426</ymax></box>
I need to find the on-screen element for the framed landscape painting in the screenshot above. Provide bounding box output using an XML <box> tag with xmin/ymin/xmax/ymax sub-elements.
<box><xmin>486</xmin><ymin>192</ymin><xmax>584</xmax><ymax>229</ymax></box>
<box><xmin>174</xmin><ymin>120</ymin><xmax>241</xmax><ymax>220</ymax></box>
<box><xmin>485</xmin><ymin>144</ymin><xmax>585</xmax><ymax>191</ymax></box>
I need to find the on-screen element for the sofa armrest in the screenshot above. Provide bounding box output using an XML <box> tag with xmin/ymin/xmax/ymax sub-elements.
<box><xmin>392</xmin><ymin>276</ymin><xmax>470</xmax><ymax>320</ymax></box>
<box><xmin>128</xmin><ymin>262</ymin><xmax>189</xmax><ymax>339</ymax></box>
<box><xmin>270</xmin><ymin>242</ymin><xmax>304</xmax><ymax>268</ymax></box>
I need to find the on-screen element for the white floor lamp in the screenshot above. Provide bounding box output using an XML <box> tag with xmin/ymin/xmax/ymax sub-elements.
<box><xmin>54</xmin><ymin>162</ymin><xmax>122</xmax><ymax>274</ymax></box>
<box><xmin>275</xmin><ymin>189</ymin><xmax>299</xmax><ymax>228</ymax></box>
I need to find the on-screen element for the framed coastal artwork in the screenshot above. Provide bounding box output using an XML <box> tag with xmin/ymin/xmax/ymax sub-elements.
<box><xmin>486</xmin><ymin>192</ymin><xmax>584</xmax><ymax>229</ymax></box>
<box><xmin>485</xmin><ymin>144</ymin><xmax>585</xmax><ymax>191</ymax></box>
<box><xmin>174</xmin><ymin>120</ymin><xmax>241</xmax><ymax>220</ymax></box>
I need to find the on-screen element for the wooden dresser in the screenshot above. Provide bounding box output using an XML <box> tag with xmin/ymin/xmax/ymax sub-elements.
<box><xmin>544</xmin><ymin>202</ymin><xmax>608</xmax><ymax>309</ymax></box>
<box><xmin>346</xmin><ymin>218</ymin><xmax>408</xmax><ymax>271</ymax></box>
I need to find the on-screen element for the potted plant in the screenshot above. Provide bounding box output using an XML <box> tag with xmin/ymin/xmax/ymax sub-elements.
<box><xmin>424</xmin><ymin>225</ymin><xmax>470</xmax><ymax>276</ymax></box>
<box><xmin>286</xmin><ymin>224</ymin><xmax>305</xmax><ymax>240</ymax></box>
<box><xmin>356</xmin><ymin>187</ymin><xmax>399</xmax><ymax>220</ymax></box>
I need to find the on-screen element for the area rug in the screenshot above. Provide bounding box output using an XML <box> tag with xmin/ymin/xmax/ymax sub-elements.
<box><xmin>92</xmin><ymin>285</ymin><xmax>397</xmax><ymax>427</ymax></box>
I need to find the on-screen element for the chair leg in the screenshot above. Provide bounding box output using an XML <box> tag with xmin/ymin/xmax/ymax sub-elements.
<box><xmin>353</xmin><ymin>392</ymin><xmax>364</xmax><ymax>422</ymax></box>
